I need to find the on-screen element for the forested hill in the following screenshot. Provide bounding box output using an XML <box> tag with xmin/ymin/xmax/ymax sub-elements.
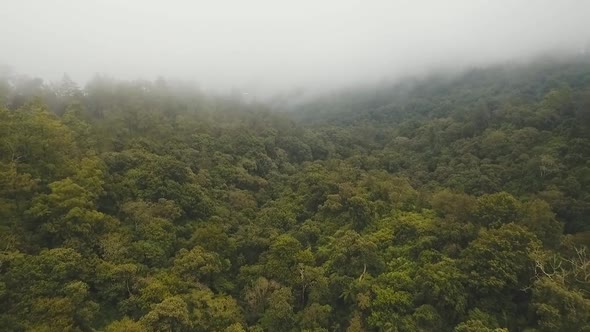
<box><xmin>292</xmin><ymin>56</ymin><xmax>590</xmax><ymax>233</ymax></box>
<box><xmin>295</xmin><ymin>56</ymin><xmax>590</xmax><ymax>126</ymax></box>
<box><xmin>0</xmin><ymin>58</ymin><xmax>589</xmax><ymax>331</ymax></box>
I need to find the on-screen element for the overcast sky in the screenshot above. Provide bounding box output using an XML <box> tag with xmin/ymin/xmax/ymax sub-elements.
<box><xmin>1</xmin><ymin>0</ymin><xmax>589</xmax><ymax>95</ymax></box>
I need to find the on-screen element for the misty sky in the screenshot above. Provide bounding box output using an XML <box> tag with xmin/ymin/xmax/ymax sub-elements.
<box><xmin>1</xmin><ymin>0</ymin><xmax>590</xmax><ymax>95</ymax></box>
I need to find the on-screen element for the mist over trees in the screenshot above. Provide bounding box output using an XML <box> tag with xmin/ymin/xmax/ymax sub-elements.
<box><xmin>2</xmin><ymin>1</ymin><xmax>590</xmax><ymax>330</ymax></box>
<box><xmin>0</xmin><ymin>55</ymin><xmax>589</xmax><ymax>331</ymax></box>
<box><xmin>2</xmin><ymin>1</ymin><xmax>590</xmax><ymax>95</ymax></box>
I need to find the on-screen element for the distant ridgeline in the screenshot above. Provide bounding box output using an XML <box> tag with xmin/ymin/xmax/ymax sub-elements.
<box><xmin>0</xmin><ymin>56</ymin><xmax>589</xmax><ymax>331</ymax></box>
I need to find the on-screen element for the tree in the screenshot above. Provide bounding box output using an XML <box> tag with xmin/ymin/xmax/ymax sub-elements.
<box><xmin>529</xmin><ymin>247</ymin><xmax>590</xmax><ymax>331</ymax></box>
<box><xmin>172</xmin><ymin>246</ymin><xmax>229</xmax><ymax>288</ymax></box>
<box><xmin>462</xmin><ymin>224</ymin><xmax>541</xmax><ymax>297</ymax></box>
<box><xmin>415</xmin><ymin>257</ymin><xmax>468</xmax><ymax>323</ymax></box>
<box><xmin>298</xmin><ymin>303</ymin><xmax>332</xmax><ymax>330</ymax></box>
<box><xmin>520</xmin><ymin>199</ymin><xmax>562</xmax><ymax>248</ymax></box>
<box><xmin>454</xmin><ymin>320</ymin><xmax>508</xmax><ymax>332</ymax></box>
<box><xmin>184</xmin><ymin>288</ymin><xmax>245</xmax><ymax>331</ymax></box>
<box><xmin>473</xmin><ymin>192</ymin><xmax>522</xmax><ymax>228</ymax></box>
<box><xmin>139</xmin><ymin>296</ymin><xmax>192</xmax><ymax>332</ymax></box>
<box><xmin>105</xmin><ymin>317</ymin><xmax>144</xmax><ymax>332</ymax></box>
<box><xmin>28</xmin><ymin>177</ymin><xmax>118</xmax><ymax>250</ymax></box>
<box><xmin>430</xmin><ymin>190</ymin><xmax>477</xmax><ymax>222</ymax></box>
<box><xmin>0</xmin><ymin>248</ymin><xmax>98</xmax><ymax>331</ymax></box>
<box><xmin>531</xmin><ymin>278</ymin><xmax>590</xmax><ymax>331</ymax></box>
<box><xmin>259</xmin><ymin>286</ymin><xmax>295</xmax><ymax>331</ymax></box>
<box><xmin>122</xmin><ymin>200</ymin><xmax>180</xmax><ymax>267</ymax></box>
<box><xmin>323</xmin><ymin>230</ymin><xmax>381</xmax><ymax>279</ymax></box>
<box><xmin>347</xmin><ymin>196</ymin><xmax>374</xmax><ymax>230</ymax></box>
<box><xmin>259</xmin><ymin>234</ymin><xmax>303</xmax><ymax>285</ymax></box>
<box><xmin>244</xmin><ymin>277</ymin><xmax>281</xmax><ymax>322</ymax></box>
<box><xmin>0</xmin><ymin>103</ymin><xmax>77</xmax><ymax>182</ymax></box>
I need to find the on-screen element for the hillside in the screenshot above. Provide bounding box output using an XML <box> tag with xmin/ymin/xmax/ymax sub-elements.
<box><xmin>1</xmin><ymin>58</ymin><xmax>589</xmax><ymax>331</ymax></box>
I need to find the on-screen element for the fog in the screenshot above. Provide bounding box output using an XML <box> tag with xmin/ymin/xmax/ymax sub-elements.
<box><xmin>1</xmin><ymin>0</ymin><xmax>589</xmax><ymax>97</ymax></box>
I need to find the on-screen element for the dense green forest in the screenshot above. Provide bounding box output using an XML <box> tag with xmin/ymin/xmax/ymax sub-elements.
<box><xmin>1</xmin><ymin>57</ymin><xmax>590</xmax><ymax>331</ymax></box>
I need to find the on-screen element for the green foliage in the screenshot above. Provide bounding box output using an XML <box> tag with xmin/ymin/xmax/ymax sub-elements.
<box><xmin>531</xmin><ymin>278</ymin><xmax>590</xmax><ymax>331</ymax></box>
<box><xmin>139</xmin><ymin>296</ymin><xmax>192</xmax><ymax>332</ymax></box>
<box><xmin>1</xmin><ymin>59</ymin><xmax>590</xmax><ymax>331</ymax></box>
<box><xmin>173</xmin><ymin>246</ymin><xmax>230</xmax><ymax>290</ymax></box>
<box><xmin>259</xmin><ymin>286</ymin><xmax>295</xmax><ymax>331</ymax></box>
<box><xmin>462</xmin><ymin>224</ymin><xmax>541</xmax><ymax>296</ymax></box>
<box><xmin>519</xmin><ymin>199</ymin><xmax>563</xmax><ymax>248</ymax></box>
<box><xmin>105</xmin><ymin>317</ymin><xmax>144</xmax><ymax>332</ymax></box>
<box><xmin>454</xmin><ymin>320</ymin><xmax>508</xmax><ymax>332</ymax></box>
<box><xmin>473</xmin><ymin>192</ymin><xmax>522</xmax><ymax>228</ymax></box>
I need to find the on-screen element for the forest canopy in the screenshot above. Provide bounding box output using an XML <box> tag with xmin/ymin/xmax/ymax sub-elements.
<box><xmin>1</xmin><ymin>57</ymin><xmax>590</xmax><ymax>331</ymax></box>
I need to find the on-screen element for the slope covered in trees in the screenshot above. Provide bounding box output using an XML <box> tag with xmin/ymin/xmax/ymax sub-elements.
<box><xmin>0</xmin><ymin>57</ymin><xmax>589</xmax><ymax>331</ymax></box>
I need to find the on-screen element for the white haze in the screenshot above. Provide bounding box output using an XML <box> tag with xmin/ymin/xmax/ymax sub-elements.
<box><xmin>1</xmin><ymin>0</ymin><xmax>589</xmax><ymax>97</ymax></box>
